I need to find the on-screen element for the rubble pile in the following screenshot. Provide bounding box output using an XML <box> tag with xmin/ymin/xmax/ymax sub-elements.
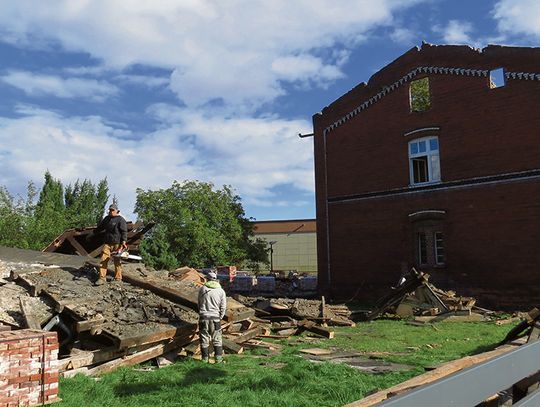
<box><xmin>0</xmin><ymin>246</ymin><xmax>340</xmax><ymax>376</ymax></box>
<box><xmin>364</xmin><ymin>268</ymin><xmax>493</xmax><ymax>322</ymax></box>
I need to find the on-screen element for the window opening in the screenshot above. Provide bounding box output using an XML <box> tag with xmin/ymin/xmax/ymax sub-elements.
<box><xmin>434</xmin><ymin>232</ymin><xmax>445</xmax><ymax>265</ymax></box>
<box><xmin>410</xmin><ymin>77</ymin><xmax>430</xmax><ymax>112</ymax></box>
<box><xmin>409</xmin><ymin>136</ymin><xmax>440</xmax><ymax>185</ymax></box>
<box><xmin>489</xmin><ymin>68</ymin><xmax>505</xmax><ymax>88</ymax></box>
<box><xmin>418</xmin><ymin>232</ymin><xmax>428</xmax><ymax>265</ymax></box>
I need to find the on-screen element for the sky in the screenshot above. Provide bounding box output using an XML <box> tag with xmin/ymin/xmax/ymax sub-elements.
<box><xmin>0</xmin><ymin>0</ymin><xmax>539</xmax><ymax>222</ymax></box>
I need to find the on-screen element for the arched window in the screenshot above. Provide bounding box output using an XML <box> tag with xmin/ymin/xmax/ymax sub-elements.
<box><xmin>408</xmin><ymin>137</ymin><xmax>440</xmax><ymax>185</ymax></box>
<box><xmin>409</xmin><ymin>210</ymin><xmax>446</xmax><ymax>268</ymax></box>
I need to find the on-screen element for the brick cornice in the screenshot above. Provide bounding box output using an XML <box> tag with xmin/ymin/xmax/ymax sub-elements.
<box><xmin>323</xmin><ymin>66</ymin><xmax>540</xmax><ymax>136</ymax></box>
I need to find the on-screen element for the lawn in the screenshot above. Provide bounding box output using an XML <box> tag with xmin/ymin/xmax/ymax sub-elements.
<box><xmin>58</xmin><ymin>319</ymin><xmax>515</xmax><ymax>407</ymax></box>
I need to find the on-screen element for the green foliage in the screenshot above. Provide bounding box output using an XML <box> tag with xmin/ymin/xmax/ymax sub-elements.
<box><xmin>135</xmin><ymin>180</ymin><xmax>268</xmax><ymax>269</ymax></box>
<box><xmin>0</xmin><ymin>172</ymin><xmax>109</xmax><ymax>250</ymax></box>
<box><xmin>65</xmin><ymin>178</ymin><xmax>109</xmax><ymax>227</ymax></box>
<box><xmin>29</xmin><ymin>171</ymin><xmax>67</xmax><ymax>249</ymax></box>
<box><xmin>58</xmin><ymin>320</ymin><xmax>516</xmax><ymax>407</ymax></box>
<box><xmin>410</xmin><ymin>77</ymin><xmax>430</xmax><ymax>112</ymax></box>
<box><xmin>0</xmin><ymin>186</ymin><xmax>31</xmax><ymax>249</ymax></box>
<box><xmin>139</xmin><ymin>224</ymin><xmax>179</xmax><ymax>270</ymax></box>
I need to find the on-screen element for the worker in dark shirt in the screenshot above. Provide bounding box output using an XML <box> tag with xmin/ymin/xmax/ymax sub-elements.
<box><xmin>94</xmin><ymin>204</ymin><xmax>128</xmax><ymax>285</ymax></box>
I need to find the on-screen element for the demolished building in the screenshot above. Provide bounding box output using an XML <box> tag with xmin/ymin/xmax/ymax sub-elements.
<box><xmin>312</xmin><ymin>43</ymin><xmax>540</xmax><ymax>309</ymax></box>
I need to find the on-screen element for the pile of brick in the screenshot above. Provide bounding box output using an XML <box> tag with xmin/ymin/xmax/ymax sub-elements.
<box><xmin>0</xmin><ymin>329</ymin><xmax>59</xmax><ymax>406</ymax></box>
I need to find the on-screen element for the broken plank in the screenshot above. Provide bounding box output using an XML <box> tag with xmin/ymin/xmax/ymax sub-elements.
<box><xmin>297</xmin><ymin>320</ymin><xmax>335</xmax><ymax>339</ymax></box>
<box><xmin>86</xmin><ymin>340</ymin><xmax>182</xmax><ymax>376</ymax></box>
<box><xmin>414</xmin><ymin>312</ymin><xmax>487</xmax><ymax>323</ymax></box>
<box><xmin>103</xmin><ymin>323</ymin><xmax>197</xmax><ymax>349</ymax></box>
<box><xmin>222</xmin><ymin>338</ymin><xmax>243</xmax><ymax>354</ymax></box>
<box><xmin>244</xmin><ymin>339</ymin><xmax>283</xmax><ymax>351</ymax></box>
<box><xmin>74</xmin><ymin>315</ymin><xmax>105</xmax><ymax>333</ymax></box>
<box><xmin>19</xmin><ymin>297</ymin><xmax>41</xmax><ymax>329</ymax></box>
<box><xmin>225</xmin><ymin>307</ymin><xmax>256</xmax><ymax>323</ymax></box>
<box><xmin>299</xmin><ymin>348</ymin><xmax>334</xmax><ymax>356</ymax></box>
<box><xmin>66</xmin><ymin>235</ymin><xmax>91</xmax><ymax>257</ymax></box>
<box><xmin>232</xmin><ymin>326</ymin><xmax>264</xmax><ymax>344</ymax></box>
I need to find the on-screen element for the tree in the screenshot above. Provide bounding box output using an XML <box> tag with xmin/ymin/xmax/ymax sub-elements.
<box><xmin>65</xmin><ymin>178</ymin><xmax>109</xmax><ymax>227</ymax></box>
<box><xmin>0</xmin><ymin>186</ymin><xmax>31</xmax><ymax>249</ymax></box>
<box><xmin>29</xmin><ymin>171</ymin><xmax>67</xmax><ymax>249</ymax></box>
<box><xmin>135</xmin><ymin>180</ymin><xmax>268</xmax><ymax>269</ymax></box>
<box><xmin>0</xmin><ymin>172</ymin><xmax>110</xmax><ymax>251</ymax></box>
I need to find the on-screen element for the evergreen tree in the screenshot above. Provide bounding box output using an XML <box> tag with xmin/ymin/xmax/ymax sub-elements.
<box><xmin>30</xmin><ymin>171</ymin><xmax>67</xmax><ymax>249</ymax></box>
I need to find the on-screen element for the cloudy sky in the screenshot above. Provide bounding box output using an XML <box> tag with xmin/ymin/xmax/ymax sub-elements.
<box><xmin>0</xmin><ymin>0</ymin><xmax>538</xmax><ymax>221</ymax></box>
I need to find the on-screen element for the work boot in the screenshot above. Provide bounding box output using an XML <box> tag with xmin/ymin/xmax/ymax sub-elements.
<box><xmin>94</xmin><ymin>278</ymin><xmax>106</xmax><ymax>286</ymax></box>
<box><xmin>201</xmin><ymin>346</ymin><xmax>209</xmax><ymax>363</ymax></box>
<box><xmin>214</xmin><ymin>346</ymin><xmax>223</xmax><ymax>364</ymax></box>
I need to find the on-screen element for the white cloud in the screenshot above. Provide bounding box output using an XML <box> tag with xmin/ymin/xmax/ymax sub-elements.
<box><xmin>389</xmin><ymin>27</ymin><xmax>416</xmax><ymax>45</ymax></box>
<box><xmin>0</xmin><ymin>0</ymin><xmax>425</xmax><ymax>110</ymax></box>
<box><xmin>493</xmin><ymin>0</ymin><xmax>540</xmax><ymax>39</ymax></box>
<box><xmin>114</xmin><ymin>74</ymin><xmax>169</xmax><ymax>88</ymax></box>
<box><xmin>271</xmin><ymin>54</ymin><xmax>345</xmax><ymax>87</ymax></box>
<box><xmin>437</xmin><ymin>20</ymin><xmax>474</xmax><ymax>45</ymax></box>
<box><xmin>0</xmin><ymin>105</ymin><xmax>313</xmax><ymax>219</ymax></box>
<box><xmin>1</xmin><ymin>71</ymin><xmax>118</xmax><ymax>102</ymax></box>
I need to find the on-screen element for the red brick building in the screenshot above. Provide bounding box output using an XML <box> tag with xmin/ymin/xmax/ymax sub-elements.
<box><xmin>313</xmin><ymin>43</ymin><xmax>540</xmax><ymax>309</ymax></box>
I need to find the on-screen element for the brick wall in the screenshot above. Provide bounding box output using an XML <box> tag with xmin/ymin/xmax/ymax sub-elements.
<box><xmin>313</xmin><ymin>44</ymin><xmax>540</xmax><ymax>308</ymax></box>
<box><xmin>0</xmin><ymin>329</ymin><xmax>59</xmax><ymax>406</ymax></box>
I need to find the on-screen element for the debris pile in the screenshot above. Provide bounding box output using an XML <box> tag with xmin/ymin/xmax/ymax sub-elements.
<box><xmin>363</xmin><ymin>268</ymin><xmax>493</xmax><ymax>322</ymax></box>
<box><xmin>0</xmin><ymin>246</ymin><xmax>341</xmax><ymax>376</ymax></box>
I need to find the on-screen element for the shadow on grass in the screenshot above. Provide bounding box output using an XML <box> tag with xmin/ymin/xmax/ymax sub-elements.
<box><xmin>113</xmin><ymin>366</ymin><xmax>228</xmax><ymax>397</ymax></box>
<box><xmin>181</xmin><ymin>366</ymin><xmax>228</xmax><ymax>386</ymax></box>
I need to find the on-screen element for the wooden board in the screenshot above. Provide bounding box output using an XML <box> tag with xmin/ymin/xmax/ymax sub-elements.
<box><xmin>299</xmin><ymin>348</ymin><xmax>335</xmax><ymax>356</ymax></box>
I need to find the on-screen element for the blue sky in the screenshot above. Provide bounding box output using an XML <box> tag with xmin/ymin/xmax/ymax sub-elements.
<box><xmin>0</xmin><ymin>0</ymin><xmax>538</xmax><ymax>222</ymax></box>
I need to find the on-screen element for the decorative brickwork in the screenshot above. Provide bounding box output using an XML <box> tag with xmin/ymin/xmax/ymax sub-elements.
<box><xmin>0</xmin><ymin>329</ymin><xmax>59</xmax><ymax>406</ymax></box>
<box><xmin>324</xmin><ymin>65</ymin><xmax>540</xmax><ymax>135</ymax></box>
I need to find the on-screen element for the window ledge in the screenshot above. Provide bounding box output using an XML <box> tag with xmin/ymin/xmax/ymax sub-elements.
<box><xmin>409</xmin><ymin>180</ymin><xmax>442</xmax><ymax>188</ymax></box>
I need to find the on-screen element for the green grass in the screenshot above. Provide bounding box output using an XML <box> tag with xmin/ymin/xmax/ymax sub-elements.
<box><xmin>58</xmin><ymin>320</ymin><xmax>515</xmax><ymax>407</ymax></box>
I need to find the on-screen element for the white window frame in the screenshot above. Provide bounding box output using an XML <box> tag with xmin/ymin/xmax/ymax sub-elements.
<box><xmin>408</xmin><ymin>136</ymin><xmax>441</xmax><ymax>186</ymax></box>
<box><xmin>434</xmin><ymin>231</ymin><xmax>445</xmax><ymax>265</ymax></box>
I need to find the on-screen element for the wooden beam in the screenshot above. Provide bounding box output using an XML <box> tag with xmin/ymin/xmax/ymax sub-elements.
<box><xmin>121</xmin><ymin>270</ymin><xmax>253</xmax><ymax>322</ymax></box>
<box><xmin>42</xmin><ymin>234</ymin><xmax>67</xmax><ymax>253</ymax></box>
<box><xmin>297</xmin><ymin>319</ymin><xmax>334</xmax><ymax>339</ymax></box>
<box><xmin>232</xmin><ymin>327</ymin><xmax>264</xmax><ymax>344</ymax></box>
<box><xmin>19</xmin><ymin>297</ymin><xmax>41</xmax><ymax>329</ymax></box>
<box><xmin>105</xmin><ymin>324</ymin><xmax>197</xmax><ymax>349</ymax></box>
<box><xmin>66</xmin><ymin>235</ymin><xmax>91</xmax><ymax>257</ymax></box>
<box><xmin>87</xmin><ymin>244</ymin><xmax>104</xmax><ymax>259</ymax></box>
<box><xmin>75</xmin><ymin>316</ymin><xmax>105</xmax><ymax>333</ymax></box>
<box><xmin>86</xmin><ymin>342</ymin><xmax>172</xmax><ymax>376</ymax></box>
<box><xmin>222</xmin><ymin>338</ymin><xmax>243</xmax><ymax>354</ymax></box>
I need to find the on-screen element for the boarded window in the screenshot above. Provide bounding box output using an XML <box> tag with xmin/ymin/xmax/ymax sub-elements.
<box><xmin>410</xmin><ymin>77</ymin><xmax>430</xmax><ymax>112</ymax></box>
